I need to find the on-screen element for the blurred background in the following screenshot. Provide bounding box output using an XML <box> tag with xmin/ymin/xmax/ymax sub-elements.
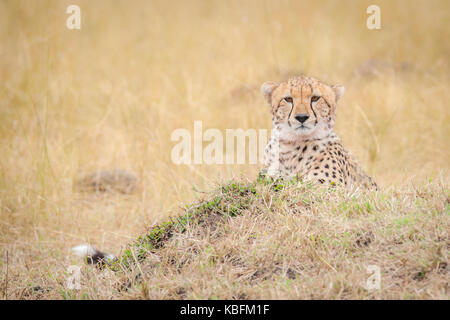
<box><xmin>0</xmin><ymin>0</ymin><xmax>448</xmax><ymax>294</ymax></box>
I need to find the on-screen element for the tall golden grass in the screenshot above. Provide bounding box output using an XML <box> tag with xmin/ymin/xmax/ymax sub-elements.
<box><xmin>0</xmin><ymin>0</ymin><xmax>448</xmax><ymax>299</ymax></box>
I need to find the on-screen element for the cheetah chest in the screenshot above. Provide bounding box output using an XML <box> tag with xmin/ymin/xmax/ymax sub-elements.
<box><xmin>264</xmin><ymin>138</ymin><xmax>353</xmax><ymax>186</ymax></box>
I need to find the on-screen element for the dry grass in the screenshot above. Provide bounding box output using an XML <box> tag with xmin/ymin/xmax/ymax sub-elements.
<box><xmin>0</xmin><ymin>0</ymin><xmax>449</xmax><ymax>299</ymax></box>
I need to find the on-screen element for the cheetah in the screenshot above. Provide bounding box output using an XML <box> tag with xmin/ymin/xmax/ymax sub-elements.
<box><xmin>260</xmin><ymin>75</ymin><xmax>377</xmax><ymax>189</ymax></box>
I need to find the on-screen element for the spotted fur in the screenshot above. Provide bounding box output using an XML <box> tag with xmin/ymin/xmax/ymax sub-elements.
<box><xmin>261</xmin><ymin>76</ymin><xmax>377</xmax><ymax>189</ymax></box>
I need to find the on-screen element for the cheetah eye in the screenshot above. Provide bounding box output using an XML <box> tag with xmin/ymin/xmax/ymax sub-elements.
<box><xmin>283</xmin><ymin>97</ymin><xmax>293</xmax><ymax>104</ymax></box>
<box><xmin>311</xmin><ymin>96</ymin><xmax>321</xmax><ymax>103</ymax></box>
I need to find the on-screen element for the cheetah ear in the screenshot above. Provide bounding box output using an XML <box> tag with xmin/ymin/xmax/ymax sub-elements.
<box><xmin>331</xmin><ymin>84</ymin><xmax>345</xmax><ymax>103</ymax></box>
<box><xmin>260</xmin><ymin>81</ymin><xmax>279</xmax><ymax>105</ymax></box>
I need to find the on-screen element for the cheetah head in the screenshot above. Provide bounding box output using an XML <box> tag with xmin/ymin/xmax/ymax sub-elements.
<box><xmin>261</xmin><ymin>76</ymin><xmax>344</xmax><ymax>141</ymax></box>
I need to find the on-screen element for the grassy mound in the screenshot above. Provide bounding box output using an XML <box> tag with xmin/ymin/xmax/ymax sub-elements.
<box><xmin>94</xmin><ymin>178</ymin><xmax>449</xmax><ymax>299</ymax></box>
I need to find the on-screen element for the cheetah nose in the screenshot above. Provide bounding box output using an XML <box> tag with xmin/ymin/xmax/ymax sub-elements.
<box><xmin>295</xmin><ymin>114</ymin><xmax>309</xmax><ymax>123</ymax></box>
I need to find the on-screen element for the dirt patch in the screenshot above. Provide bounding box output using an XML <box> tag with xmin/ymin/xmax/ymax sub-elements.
<box><xmin>75</xmin><ymin>169</ymin><xmax>138</xmax><ymax>194</ymax></box>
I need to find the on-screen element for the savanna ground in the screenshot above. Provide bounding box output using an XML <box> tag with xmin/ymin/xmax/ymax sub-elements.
<box><xmin>0</xmin><ymin>0</ymin><xmax>448</xmax><ymax>299</ymax></box>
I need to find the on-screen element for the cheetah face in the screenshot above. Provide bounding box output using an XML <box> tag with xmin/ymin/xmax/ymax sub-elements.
<box><xmin>261</xmin><ymin>76</ymin><xmax>344</xmax><ymax>140</ymax></box>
